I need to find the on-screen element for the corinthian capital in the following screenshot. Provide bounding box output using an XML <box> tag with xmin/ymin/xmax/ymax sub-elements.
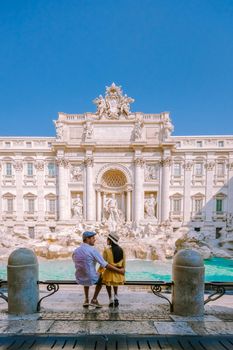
<box><xmin>35</xmin><ymin>161</ymin><xmax>44</xmax><ymax>171</ymax></box>
<box><xmin>85</xmin><ymin>157</ymin><xmax>94</xmax><ymax>167</ymax></box>
<box><xmin>14</xmin><ymin>161</ymin><xmax>23</xmax><ymax>172</ymax></box>
<box><xmin>161</xmin><ymin>157</ymin><xmax>171</xmax><ymax>167</ymax></box>
<box><xmin>184</xmin><ymin>161</ymin><xmax>193</xmax><ymax>171</ymax></box>
<box><xmin>56</xmin><ymin>157</ymin><xmax>69</xmax><ymax>168</ymax></box>
<box><xmin>134</xmin><ymin>157</ymin><xmax>145</xmax><ymax>167</ymax></box>
<box><xmin>205</xmin><ymin>161</ymin><xmax>215</xmax><ymax>171</ymax></box>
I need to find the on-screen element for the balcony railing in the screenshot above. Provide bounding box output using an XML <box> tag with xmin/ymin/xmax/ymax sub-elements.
<box><xmin>45</xmin><ymin>211</ymin><xmax>57</xmax><ymax>221</ymax></box>
<box><xmin>170</xmin><ymin>175</ymin><xmax>184</xmax><ymax>185</ymax></box>
<box><xmin>2</xmin><ymin>211</ymin><xmax>17</xmax><ymax>220</ymax></box>
<box><xmin>214</xmin><ymin>174</ymin><xmax>227</xmax><ymax>185</ymax></box>
<box><xmin>192</xmin><ymin>174</ymin><xmax>205</xmax><ymax>185</ymax></box>
<box><xmin>2</xmin><ymin>175</ymin><xmax>15</xmax><ymax>186</ymax></box>
<box><xmin>23</xmin><ymin>175</ymin><xmax>36</xmax><ymax>185</ymax></box>
<box><xmin>45</xmin><ymin>175</ymin><xmax>56</xmax><ymax>185</ymax></box>
<box><xmin>169</xmin><ymin>211</ymin><xmax>183</xmax><ymax>221</ymax></box>
<box><xmin>23</xmin><ymin>211</ymin><xmax>38</xmax><ymax>221</ymax></box>
<box><xmin>191</xmin><ymin>211</ymin><xmax>206</xmax><ymax>221</ymax></box>
<box><xmin>212</xmin><ymin>211</ymin><xmax>227</xmax><ymax>221</ymax></box>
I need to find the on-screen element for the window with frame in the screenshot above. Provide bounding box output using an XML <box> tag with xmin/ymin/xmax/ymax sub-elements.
<box><xmin>48</xmin><ymin>199</ymin><xmax>56</xmax><ymax>213</ymax></box>
<box><xmin>173</xmin><ymin>199</ymin><xmax>181</xmax><ymax>213</ymax></box>
<box><xmin>216</xmin><ymin>199</ymin><xmax>223</xmax><ymax>213</ymax></box>
<box><xmin>196</xmin><ymin>141</ymin><xmax>202</xmax><ymax>148</ymax></box>
<box><xmin>173</xmin><ymin>163</ymin><xmax>181</xmax><ymax>177</ymax></box>
<box><xmin>27</xmin><ymin>162</ymin><xmax>34</xmax><ymax>176</ymax></box>
<box><xmin>7</xmin><ymin>198</ymin><xmax>13</xmax><ymax>212</ymax></box>
<box><xmin>28</xmin><ymin>198</ymin><xmax>35</xmax><ymax>213</ymax></box>
<box><xmin>218</xmin><ymin>141</ymin><xmax>224</xmax><ymax>148</ymax></box>
<box><xmin>216</xmin><ymin>162</ymin><xmax>225</xmax><ymax>177</ymax></box>
<box><xmin>195</xmin><ymin>162</ymin><xmax>203</xmax><ymax>176</ymax></box>
<box><xmin>6</xmin><ymin>163</ymin><xmax>12</xmax><ymax>176</ymax></box>
<box><xmin>194</xmin><ymin>198</ymin><xmax>203</xmax><ymax>213</ymax></box>
<box><xmin>48</xmin><ymin>163</ymin><xmax>56</xmax><ymax>177</ymax></box>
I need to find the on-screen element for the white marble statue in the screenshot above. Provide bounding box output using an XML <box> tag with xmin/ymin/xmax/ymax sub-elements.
<box><xmin>83</xmin><ymin>121</ymin><xmax>93</xmax><ymax>140</ymax></box>
<box><xmin>55</xmin><ymin>121</ymin><xmax>63</xmax><ymax>139</ymax></box>
<box><xmin>93</xmin><ymin>83</ymin><xmax>134</xmax><ymax>119</ymax></box>
<box><xmin>71</xmin><ymin>195</ymin><xmax>83</xmax><ymax>220</ymax></box>
<box><xmin>104</xmin><ymin>194</ymin><xmax>122</xmax><ymax>231</ymax></box>
<box><xmin>144</xmin><ymin>194</ymin><xmax>157</xmax><ymax>218</ymax></box>
<box><xmin>93</xmin><ymin>95</ymin><xmax>107</xmax><ymax>116</ymax></box>
<box><xmin>121</xmin><ymin>94</ymin><xmax>134</xmax><ymax>116</ymax></box>
<box><xmin>134</xmin><ymin>119</ymin><xmax>143</xmax><ymax>140</ymax></box>
<box><xmin>162</xmin><ymin>113</ymin><xmax>174</xmax><ymax>140</ymax></box>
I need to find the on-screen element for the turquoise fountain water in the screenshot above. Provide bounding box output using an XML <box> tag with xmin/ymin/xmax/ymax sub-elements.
<box><xmin>0</xmin><ymin>257</ymin><xmax>232</xmax><ymax>281</ymax></box>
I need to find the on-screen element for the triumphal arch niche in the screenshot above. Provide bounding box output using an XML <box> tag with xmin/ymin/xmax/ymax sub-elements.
<box><xmin>54</xmin><ymin>83</ymin><xmax>174</xmax><ymax>230</ymax></box>
<box><xmin>96</xmin><ymin>164</ymin><xmax>132</xmax><ymax>231</ymax></box>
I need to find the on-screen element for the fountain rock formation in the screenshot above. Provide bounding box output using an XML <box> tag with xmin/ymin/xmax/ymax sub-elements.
<box><xmin>0</xmin><ymin>221</ymin><xmax>232</xmax><ymax>260</ymax></box>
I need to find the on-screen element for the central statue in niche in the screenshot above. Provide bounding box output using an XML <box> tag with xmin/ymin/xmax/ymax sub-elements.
<box><xmin>103</xmin><ymin>193</ymin><xmax>124</xmax><ymax>232</ymax></box>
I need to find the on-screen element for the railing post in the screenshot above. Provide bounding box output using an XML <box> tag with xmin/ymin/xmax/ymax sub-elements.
<box><xmin>8</xmin><ymin>248</ymin><xmax>39</xmax><ymax>314</ymax></box>
<box><xmin>172</xmin><ymin>249</ymin><xmax>205</xmax><ymax>316</ymax></box>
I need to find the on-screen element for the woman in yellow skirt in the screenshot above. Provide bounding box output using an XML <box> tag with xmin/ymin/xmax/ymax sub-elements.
<box><xmin>102</xmin><ymin>232</ymin><xmax>125</xmax><ymax>307</ymax></box>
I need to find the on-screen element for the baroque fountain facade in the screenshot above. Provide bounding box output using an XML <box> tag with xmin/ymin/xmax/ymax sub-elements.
<box><xmin>0</xmin><ymin>83</ymin><xmax>233</xmax><ymax>259</ymax></box>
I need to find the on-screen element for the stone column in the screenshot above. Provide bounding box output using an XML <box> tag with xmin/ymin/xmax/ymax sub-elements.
<box><xmin>161</xmin><ymin>155</ymin><xmax>171</xmax><ymax>222</ymax></box>
<box><xmin>102</xmin><ymin>193</ymin><xmax>106</xmax><ymax>221</ymax></box>
<box><xmin>97</xmin><ymin>190</ymin><xmax>101</xmax><ymax>222</ymax></box>
<box><xmin>57</xmin><ymin>157</ymin><xmax>69</xmax><ymax>221</ymax></box>
<box><xmin>205</xmin><ymin>160</ymin><xmax>215</xmax><ymax>222</ymax></box>
<box><xmin>126</xmin><ymin>190</ymin><xmax>131</xmax><ymax>222</ymax></box>
<box><xmin>121</xmin><ymin>192</ymin><xmax>125</xmax><ymax>220</ymax></box>
<box><xmin>183</xmin><ymin>160</ymin><xmax>193</xmax><ymax>223</ymax></box>
<box><xmin>85</xmin><ymin>156</ymin><xmax>95</xmax><ymax>221</ymax></box>
<box><xmin>134</xmin><ymin>157</ymin><xmax>144</xmax><ymax>222</ymax></box>
<box><xmin>35</xmin><ymin>160</ymin><xmax>45</xmax><ymax>222</ymax></box>
<box><xmin>14</xmin><ymin>159</ymin><xmax>24</xmax><ymax>221</ymax></box>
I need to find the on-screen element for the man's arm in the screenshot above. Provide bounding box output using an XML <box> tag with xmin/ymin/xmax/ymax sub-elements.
<box><xmin>106</xmin><ymin>264</ymin><xmax>125</xmax><ymax>275</ymax></box>
<box><xmin>93</xmin><ymin>248</ymin><xmax>125</xmax><ymax>275</ymax></box>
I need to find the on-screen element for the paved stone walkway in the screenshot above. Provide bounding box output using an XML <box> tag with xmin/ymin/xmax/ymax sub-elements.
<box><xmin>0</xmin><ymin>285</ymin><xmax>232</xmax><ymax>336</ymax></box>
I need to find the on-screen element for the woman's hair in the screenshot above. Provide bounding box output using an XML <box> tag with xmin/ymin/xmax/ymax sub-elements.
<box><xmin>109</xmin><ymin>240</ymin><xmax>123</xmax><ymax>263</ymax></box>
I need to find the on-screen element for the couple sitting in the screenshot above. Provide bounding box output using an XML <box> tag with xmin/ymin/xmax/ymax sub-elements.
<box><xmin>72</xmin><ymin>231</ymin><xmax>125</xmax><ymax>308</ymax></box>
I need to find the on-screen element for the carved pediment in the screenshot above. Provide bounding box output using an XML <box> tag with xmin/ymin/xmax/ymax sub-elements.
<box><xmin>93</xmin><ymin>83</ymin><xmax>135</xmax><ymax>120</ymax></box>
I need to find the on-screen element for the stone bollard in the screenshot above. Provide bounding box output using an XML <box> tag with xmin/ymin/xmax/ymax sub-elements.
<box><xmin>8</xmin><ymin>248</ymin><xmax>39</xmax><ymax>314</ymax></box>
<box><xmin>172</xmin><ymin>249</ymin><xmax>205</xmax><ymax>316</ymax></box>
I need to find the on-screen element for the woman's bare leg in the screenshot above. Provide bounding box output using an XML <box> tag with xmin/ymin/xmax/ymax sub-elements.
<box><xmin>106</xmin><ymin>286</ymin><xmax>114</xmax><ymax>307</ymax></box>
<box><xmin>83</xmin><ymin>286</ymin><xmax>89</xmax><ymax>307</ymax></box>
<box><xmin>113</xmin><ymin>286</ymin><xmax>119</xmax><ymax>307</ymax></box>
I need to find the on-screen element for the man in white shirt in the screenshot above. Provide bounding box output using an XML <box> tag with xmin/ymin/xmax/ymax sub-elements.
<box><xmin>72</xmin><ymin>231</ymin><xmax>124</xmax><ymax>308</ymax></box>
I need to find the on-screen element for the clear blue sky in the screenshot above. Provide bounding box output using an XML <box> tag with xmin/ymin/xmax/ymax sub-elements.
<box><xmin>1</xmin><ymin>0</ymin><xmax>233</xmax><ymax>137</ymax></box>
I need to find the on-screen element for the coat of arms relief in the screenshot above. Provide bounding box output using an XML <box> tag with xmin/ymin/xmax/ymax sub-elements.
<box><xmin>93</xmin><ymin>83</ymin><xmax>134</xmax><ymax>119</ymax></box>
